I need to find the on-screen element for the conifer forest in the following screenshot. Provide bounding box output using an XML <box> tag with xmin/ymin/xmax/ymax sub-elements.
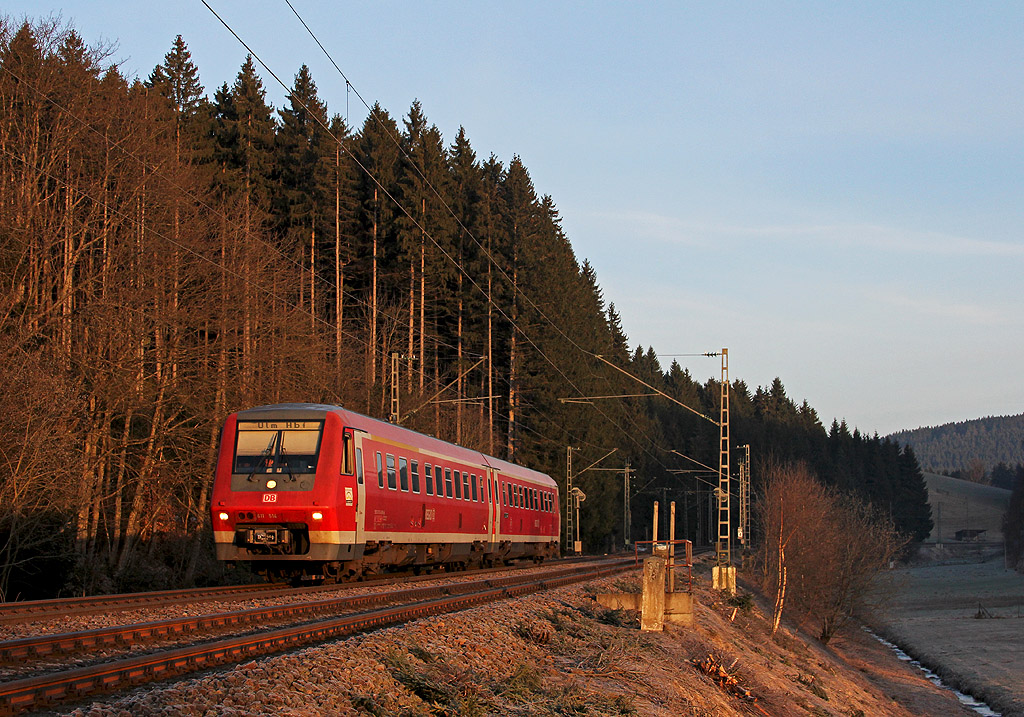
<box><xmin>0</xmin><ymin>20</ymin><xmax>932</xmax><ymax>599</ymax></box>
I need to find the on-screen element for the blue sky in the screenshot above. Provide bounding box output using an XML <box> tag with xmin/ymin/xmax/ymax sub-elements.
<box><xmin>8</xmin><ymin>1</ymin><xmax>1023</xmax><ymax>436</ymax></box>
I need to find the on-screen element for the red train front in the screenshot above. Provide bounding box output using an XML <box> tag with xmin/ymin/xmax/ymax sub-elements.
<box><xmin>211</xmin><ymin>403</ymin><xmax>560</xmax><ymax>581</ymax></box>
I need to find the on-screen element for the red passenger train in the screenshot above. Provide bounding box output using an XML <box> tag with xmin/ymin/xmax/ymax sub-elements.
<box><xmin>211</xmin><ymin>404</ymin><xmax>560</xmax><ymax>581</ymax></box>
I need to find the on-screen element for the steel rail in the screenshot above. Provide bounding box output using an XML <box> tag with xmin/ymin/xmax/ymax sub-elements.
<box><xmin>0</xmin><ymin>555</ymin><xmax>597</xmax><ymax>626</ymax></box>
<box><xmin>0</xmin><ymin>583</ymin><xmax>286</xmax><ymax>625</ymax></box>
<box><xmin>0</xmin><ymin>560</ymin><xmax>634</xmax><ymax>715</ymax></box>
<box><xmin>0</xmin><ymin>561</ymin><xmax>625</xmax><ymax>665</ymax></box>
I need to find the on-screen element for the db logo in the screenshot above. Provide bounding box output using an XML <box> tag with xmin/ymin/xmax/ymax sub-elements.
<box><xmin>262</xmin><ymin>493</ymin><xmax>278</xmax><ymax>503</ymax></box>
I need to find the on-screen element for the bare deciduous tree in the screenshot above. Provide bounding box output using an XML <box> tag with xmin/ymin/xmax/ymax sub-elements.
<box><xmin>756</xmin><ymin>462</ymin><xmax>906</xmax><ymax>643</ymax></box>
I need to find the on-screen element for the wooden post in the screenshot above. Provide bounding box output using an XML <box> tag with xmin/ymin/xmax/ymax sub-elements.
<box><xmin>653</xmin><ymin>500</ymin><xmax>659</xmax><ymax>544</ymax></box>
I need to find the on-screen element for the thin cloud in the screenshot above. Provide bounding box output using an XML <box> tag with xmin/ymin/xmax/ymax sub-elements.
<box><xmin>866</xmin><ymin>287</ymin><xmax>1008</xmax><ymax>326</ymax></box>
<box><xmin>584</xmin><ymin>209</ymin><xmax>1024</xmax><ymax>259</ymax></box>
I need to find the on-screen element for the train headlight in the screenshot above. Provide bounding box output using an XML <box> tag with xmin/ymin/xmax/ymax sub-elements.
<box><xmin>312</xmin><ymin>511</ymin><xmax>323</xmax><ymax>521</ymax></box>
<box><xmin>267</xmin><ymin>479</ymin><xmax>277</xmax><ymax>489</ymax></box>
<box><xmin>218</xmin><ymin>512</ymin><xmax>229</xmax><ymax>521</ymax></box>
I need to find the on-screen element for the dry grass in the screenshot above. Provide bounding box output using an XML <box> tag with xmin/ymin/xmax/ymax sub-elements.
<box><xmin>59</xmin><ymin>560</ymin><xmax>984</xmax><ymax>716</ymax></box>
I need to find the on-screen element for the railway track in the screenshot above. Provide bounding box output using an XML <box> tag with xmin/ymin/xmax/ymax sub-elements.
<box><xmin>0</xmin><ymin>558</ymin><xmax>635</xmax><ymax>715</ymax></box>
<box><xmin>0</xmin><ymin>556</ymin><xmax>594</xmax><ymax>627</ymax></box>
<box><xmin>0</xmin><ymin>583</ymin><xmax>285</xmax><ymax>626</ymax></box>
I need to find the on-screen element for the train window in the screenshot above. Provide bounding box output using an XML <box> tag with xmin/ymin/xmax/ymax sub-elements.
<box><xmin>453</xmin><ymin>470</ymin><xmax>462</xmax><ymax>499</ymax></box>
<box><xmin>376</xmin><ymin>452</ymin><xmax>384</xmax><ymax>489</ymax></box>
<box><xmin>445</xmin><ymin>468</ymin><xmax>453</xmax><ymax>498</ymax></box>
<box><xmin>532</xmin><ymin>488</ymin><xmax>537</xmax><ymax>510</ymax></box>
<box><xmin>355</xmin><ymin>448</ymin><xmax>363</xmax><ymax>485</ymax></box>
<box><xmin>515</xmin><ymin>484</ymin><xmax>520</xmax><ymax>508</ymax></box>
<box><xmin>234</xmin><ymin>421</ymin><xmax>323</xmax><ymax>474</ymax></box>
<box><xmin>470</xmin><ymin>474</ymin><xmax>478</xmax><ymax>502</ymax></box>
<box><xmin>399</xmin><ymin>457</ymin><xmax>409</xmax><ymax>492</ymax></box>
<box><xmin>424</xmin><ymin>463</ymin><xmax>433</xmax><ymax>495</ymax></box>
<box><xmin>386</xmin><ymin>454</ymin><xmax>397</xmax><ymax>490</ymax></box>
<box><xmin>463</xmin><ymin>472</ymin><xmax>471</xmax><ymax>500</ymax></box>
<box><xmin>411</xmin><ymin>460</ymin><xmax>420</xmax><ymax>493</ymax></box>
<box><xmin>435</xmin><ymin>465</ymin><xmax>444</xmax><ymax>497</ymax></box>
<box><xmin>340</xmin><ymin>430</ymin><xmax>353</xmax><ymax>474</ymax></box>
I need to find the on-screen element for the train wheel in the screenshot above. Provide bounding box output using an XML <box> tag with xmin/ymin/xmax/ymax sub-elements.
<box><xmin>322</xmin><ymin>563</ymin><xmax>342</xmax><ymax>584</ymax></box>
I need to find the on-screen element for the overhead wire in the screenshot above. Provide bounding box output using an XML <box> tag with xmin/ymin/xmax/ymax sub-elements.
<box><xmin>6</xmin><ymin>13</ymin><xmax>737</xmax><ymax>551</ymax></box>
<box><xmin>201</xmin><ymin>1</ymin><xmax>738</xmax><ymax>516</ymax></box>
<box><xmin>272</xmin><ymin>0</ymin><xmax>718</xmax><ymax>481</ymax></box>
<box><xmin>201</xmin><ymin>0</ymin><xmax>645</xmax><ymax>456</ymax></box>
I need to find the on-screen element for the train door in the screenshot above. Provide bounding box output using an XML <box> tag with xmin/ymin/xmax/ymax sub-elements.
<box><xmin>489</xmin><ymin>468</ymin><xmax>501</xmax><ymax>546</ymax></box>
<box><xmin>500</xmin><ymin>475</ymin><xmax>512</xmax><ymax>537</ymax></box>
<box><xmin>352</xmin><ymin>430</ymin><xmax>368</xmax><ymax>544</ymax></box>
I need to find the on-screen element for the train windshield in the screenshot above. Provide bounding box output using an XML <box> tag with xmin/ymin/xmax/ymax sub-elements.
<box><xmin>233</xmin><ymin>420</ymin><xmax>323</xmax><ymax>474</ymax></box>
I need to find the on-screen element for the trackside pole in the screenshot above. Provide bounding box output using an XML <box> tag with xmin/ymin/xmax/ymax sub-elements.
<box><xmin>712</xmin><ymin>348</ymin><xmax>736</xmax><ymax>594</ymax></box>
<box><xmin>669</xmin><ymin>501</ymin><xmax>676</xmax><ymax>593</ymax></box>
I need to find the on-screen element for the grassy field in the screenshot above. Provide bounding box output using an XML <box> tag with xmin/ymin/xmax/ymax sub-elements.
<box><xmin>869</xmin><ymin>473</ymin><xmax>1024</xmax><ymax>714</ymax></box>
<box><xmin>923</xmin><ymin>472</ymin><xmax>1010</xmax><ymax>544</ymax></box>
<box><xmin>873</xmin><ymin>522</ymin><xmax>1024</xmax><ymax>716</ymax></box>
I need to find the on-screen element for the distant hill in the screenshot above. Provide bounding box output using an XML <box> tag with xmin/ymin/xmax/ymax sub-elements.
<box><xmin>889</xmin><ymin>414</ymin><xmax>1024</xmax><ymax>478</ymax></box>
<box><xmin>922</xmin><ymin>472</ymin><xmax>1010</xmax><ymax>543</ymax></box>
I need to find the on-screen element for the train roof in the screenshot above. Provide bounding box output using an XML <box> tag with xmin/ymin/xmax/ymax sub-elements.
<box><xmin>231</xmin><ymin>404</ymin><xmax>556</xmax><ymax>489</ymax></box>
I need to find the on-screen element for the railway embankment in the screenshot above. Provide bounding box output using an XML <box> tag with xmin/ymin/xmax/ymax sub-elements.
<box><xmin>869</xmin><ymin>554</ymin><xmax>1024</xmax><ymax>717</ymax></box>
<box><xmin>54</xmin><ymin>555</ymin><xmax>975</xmax><ymax>716</ymax></box>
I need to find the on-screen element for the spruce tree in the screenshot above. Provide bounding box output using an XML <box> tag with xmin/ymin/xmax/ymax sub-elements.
<box><xmin>276</xmin><ymin>65</ymin><xmax>330</xmax><ymax>322</ymax></box>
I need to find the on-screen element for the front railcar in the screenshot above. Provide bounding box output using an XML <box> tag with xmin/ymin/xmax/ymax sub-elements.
<box><xmin>211</xmin><ymin>404</ymin><xmax>359</xmax><ymax>580</ymax></box>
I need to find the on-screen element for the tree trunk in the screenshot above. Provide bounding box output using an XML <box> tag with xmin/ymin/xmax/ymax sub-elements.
<box><xmin>487</xmin><ymin>235</ymin><xmax>494</xmax><ymax>455</ymax></box>
<box><xmin>334</xmin><ymin>146</ymin><xmax>343</xmax><ymax>383</ymax></box>
<box><xmin>408</xmin><ymin>257</ymin><xmax>414</xmax><ymax>392</ymax></box>
<box><xmin>507</xmin><ymin>251</ymin><xmax>518</xmax><ymax>461</ymax></box>
<box><xmin>369</xmin><ymin>188</ymin><xmax>378</xmax><ymax>396</ymax></box>
<box><xmin>772</xmin><ymin>500</ymin><xmax>787</xmax><ymax>637</ymax></box>
<box><xmin>419</xmin><ymin>198</ymin><xmax>425</xmax><ymax>392</ymax></box>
